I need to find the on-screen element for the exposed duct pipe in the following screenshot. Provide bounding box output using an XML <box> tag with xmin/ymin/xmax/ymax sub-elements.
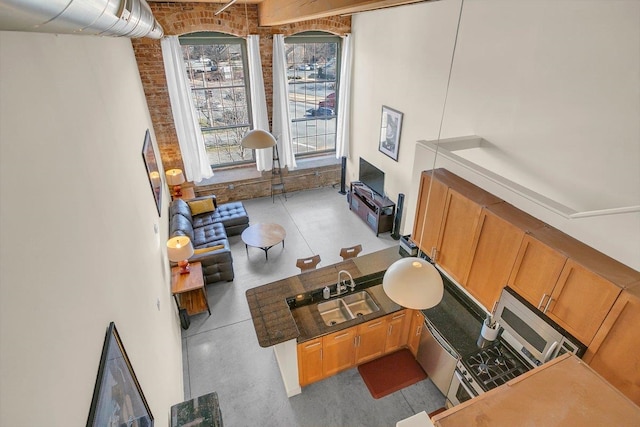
<box><xmin>0</xmin><ymin>0</ymin><xmax>163</xmax><ymax>39</ymax></box>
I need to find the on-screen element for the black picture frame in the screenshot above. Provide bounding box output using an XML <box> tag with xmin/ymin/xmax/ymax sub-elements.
<box><xmin>378</xmin><ymin>105</ymin><xmax>403</xmax><ymax>161</ymax></box>
<box><xmin>87</xmin><ymin>322</ymin><xmax>154</xmax><ymax>427</ymax></box>
<box><xmin>142</xmin><ymin>129</ymin><xmax>162</xmax><ymax>216</ymax></box>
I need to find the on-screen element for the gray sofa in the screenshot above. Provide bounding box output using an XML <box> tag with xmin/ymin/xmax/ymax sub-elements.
<box><xmin>169</xmin><ymin>196</ymin><xmax>250</xmax><ymax>284</ymax></box>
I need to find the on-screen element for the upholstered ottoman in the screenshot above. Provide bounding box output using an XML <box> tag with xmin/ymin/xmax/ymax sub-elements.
<box><xmin>210</xmin><ymin>201</ymin><xmax>250</xmax><ymax>236</ymax></box>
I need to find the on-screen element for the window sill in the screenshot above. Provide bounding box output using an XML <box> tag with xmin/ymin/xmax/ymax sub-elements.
<box><xmin>195</xmin><ymin>154</ymin><xmax>340</xmax><ymax>186</ymax></box>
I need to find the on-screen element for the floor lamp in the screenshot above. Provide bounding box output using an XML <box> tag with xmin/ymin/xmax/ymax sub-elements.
<box><xmin>240</xmin><ymin>129</ymin><xmax>287</xmax><ymax>202</ymax></box>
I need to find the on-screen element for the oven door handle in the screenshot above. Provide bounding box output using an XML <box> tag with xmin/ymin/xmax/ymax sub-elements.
<box><xmin>454</xmin><ymin>370</ymin><xmax>478</xmax><ymax>398</ymax></box>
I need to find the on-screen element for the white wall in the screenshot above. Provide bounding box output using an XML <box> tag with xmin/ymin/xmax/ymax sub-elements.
<box><xmin>349</xmin><ymin>0</ymin><xmax>462</xmax><ymax>197</ymax></box>
<box><xmin>351</xmin><ymin>0</ymin><xmax>640</xmax><ymax>270</ymax></box>
<box><xmin>0</xmin><ymin>32</ymin><xmax>183</xmax><ymax>426</ymax></box>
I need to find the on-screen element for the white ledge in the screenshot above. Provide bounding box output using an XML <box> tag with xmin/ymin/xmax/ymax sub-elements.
<box><xmin>418</xmin><ymin>136</ymin><xmax>640</xmax><ymax>219</ymax></box>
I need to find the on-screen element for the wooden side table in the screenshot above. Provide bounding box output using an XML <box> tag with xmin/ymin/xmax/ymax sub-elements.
<box><xmin>173</xmin><ymin>186</ymin><xmax>195</xmax><ymax>201</ymax></box>
<box><xmin>171</xmin><ymin>262</ymin><xmax>210</xmax><ymax>317</ymax></box>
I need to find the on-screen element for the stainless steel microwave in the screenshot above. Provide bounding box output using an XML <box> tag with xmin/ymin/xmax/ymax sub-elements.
<box><xmin>494</xmin><ymin>287</ymin><xmax>585</xmax><ymax>368</ymax></box>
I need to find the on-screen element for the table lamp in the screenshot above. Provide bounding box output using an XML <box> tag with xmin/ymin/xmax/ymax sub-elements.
<box><xmin>166</xmin><ymin>169</ymin><xmax>185</xmax><ymax>198</ymax></box>
<box><xmin>167</xmin><ymin>236</ymin><xmax>195</xmax><ymax>274</ymax></box>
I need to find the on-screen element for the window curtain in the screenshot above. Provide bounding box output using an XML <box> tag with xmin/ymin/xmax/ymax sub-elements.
<box><xmin>160</xmin><ymin>36</ymin><xmax>213</xmax><ymax>182</ymax></box>
<box><xmin>247</xmin><ymin>35</ymin><xmax>272</xmax><ymax>171</ymax></box>
<box><xmin>272</xmin><ymin>34</ymin><xmax>297</xmax><ymax>170</ymax></box>
<box><xmin>336</xmin><ymin>33</ymin><xmax>353</xmax><ymax>159</ymax></box>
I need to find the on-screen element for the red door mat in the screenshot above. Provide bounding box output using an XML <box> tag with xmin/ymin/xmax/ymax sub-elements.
<box><xmin>357</xmin><ymin>348</ymin><xmax>428</xmax><ymax>399</ymax></box>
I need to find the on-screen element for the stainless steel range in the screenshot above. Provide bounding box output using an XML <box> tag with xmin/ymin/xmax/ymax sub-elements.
<box><xmin>447</xmin><ymin>286</ymin><xmax>586</xmax><ymax>406</ymax></box>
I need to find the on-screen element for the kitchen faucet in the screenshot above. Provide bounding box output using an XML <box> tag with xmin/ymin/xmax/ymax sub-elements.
<box><xmin>337</xmin><ymin>270</ymin><xmax>356</xmax><ymax>294</ymax></box>
<box><xmin>323</xmin><ymin>270</ymin><xmax>357</xmax><ymax>299</ymax></box>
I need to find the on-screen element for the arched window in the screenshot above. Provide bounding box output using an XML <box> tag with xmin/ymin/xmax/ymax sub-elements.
<box><xmin>179</xmin><ymin>32</ymin><xmax>253</xmax><ymax>168</ymax></box>
<box><xmin>285</xmin><ymin>32</ymin><xmax>342</xmax><ymax>157</ymax></box>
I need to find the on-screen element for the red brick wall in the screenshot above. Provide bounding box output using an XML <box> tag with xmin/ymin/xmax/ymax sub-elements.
<box><xmin>132</xmin><ymin>3</ymin><xmax>351</xmax><ymax>184</ymax></box>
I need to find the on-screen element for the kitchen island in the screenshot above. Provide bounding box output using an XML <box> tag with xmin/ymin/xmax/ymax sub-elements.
<box><xmin>246</xmin><ymin>247</ymin><xmax>403</xmax><ymax>396</ymax></box>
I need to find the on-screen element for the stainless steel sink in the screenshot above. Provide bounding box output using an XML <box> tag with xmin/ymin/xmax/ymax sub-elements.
<box><xmin>317</xmin><ymin>290</ymin><xmax>380</xmax><ymax>326</ymax></box>
<box><xmin>343</xmin><ymin>291</ymin><xmax>380</xmax><ymax>317</ymax></box>
<box><xmin>317</xmin><ymin>299</ymin><xmax>353</xmax><ymax>326</ymax></box>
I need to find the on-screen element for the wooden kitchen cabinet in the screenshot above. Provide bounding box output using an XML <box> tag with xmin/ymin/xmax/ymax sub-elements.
<box><xmin>412</xmin><ymin>171</ymin><xmax>449</xmax><ymax>257</ymax></box>
<box><xmin>354</xmin><ymin>318</ymin><xmax>387</xmax><ymax>364</ymax></box>
<box><xmin>507</xmin><ymin>232</ymin><xmax>568</xmax><ymax>309</ymax></box>
<box><xmin>436</xmin><ymin>189</ymin><xmax>485</xmax><ymax>285</ymax></box>
<box><xmin>463</xmin><ymin>203</ymin><xmax>544</xmax><ymax>310</ymax></box>
<box><xmin>546</xmin><ymin>259</ymin><xmax>622</xmax><ymax>345</ymax></box>
<box><xmin>407</xmin><ymin>310</ymin><xmax>424</xmax><ymax>357</ymax></box>
<box><xmin>298</xmin><ymin>309</ymin><xmax>419</xmax><ymax>386</ymax></box>
<box><xmin>412</xmin><ymin>169</ymin><xmax>639</xmax><ymax>348</ymax></box>
<box><xmin>384</xmin><ymin>309</ymin><xmax>409</xmax><ymax>353</ymax></box>
<box><xmin>411</xmin><ymin>169</ymin><xmax>501</xmax><ymax>285</ymax></box>
<box><xmin>297</xmin><ymin>338</ymin><xmax>323</xmax><ymax>387</ymax></box>
<box><xmin>354</xmin><ymin>309</ymin><xmax>411</xmax><ymax>364</ymax></box>
<box><xmin>323</xmin><ymin>328</ymin><xmax>356</xmax><ymax>377</ymax></box>
<box><xmin>507</xmin><ymin>225</ymin><xmax>639</xmax><ymax>346</ymax></box>
<box><xmin>584</xmin><ymin>284</ymin><xmax>640</xmax><ymax>406</ymax></box>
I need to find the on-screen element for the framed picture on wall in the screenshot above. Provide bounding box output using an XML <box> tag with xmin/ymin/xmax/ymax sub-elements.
<box><xmin>378</xmin><ymin>106</ymin><xmax>403</xmax><ymax>161</ymax></box>
<box><xmin>87</xmin><ymin>322</ymin><xmax>154</xmax><ymax>427</ymax></box>
<box><xmin>142</xmin><ymin>129</ymin><xmax>162</xmax><ymax>216</ymax></box>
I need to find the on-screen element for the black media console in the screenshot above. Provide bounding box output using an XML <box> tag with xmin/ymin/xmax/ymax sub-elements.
<box><xmin>348</xmin><ymin>182</ymin><xmax>396</xmax><ymax>236</ymax></box>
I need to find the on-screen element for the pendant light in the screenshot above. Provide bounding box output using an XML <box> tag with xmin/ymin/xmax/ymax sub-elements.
<box><xmin>382</xmin><ymin>0</ymin><xmax>465</xmax><ymax>310</ymax></box>
<box><xmin>382</xmin><ymin>257</ymin><xmax>443</xmax><ymax>310</ymax></box>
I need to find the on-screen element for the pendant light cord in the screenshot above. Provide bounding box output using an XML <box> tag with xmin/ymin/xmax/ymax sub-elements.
<box><xmin>417</xmin><ymin>0</ymin><xmax>464</xmax><ymax>261</ymax></box>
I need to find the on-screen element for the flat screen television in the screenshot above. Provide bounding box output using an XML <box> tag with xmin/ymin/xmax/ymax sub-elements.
<box><xmin>359</xmin><ymin>157</ymin><xmax>385</xmax><ymax>197</ymax></box>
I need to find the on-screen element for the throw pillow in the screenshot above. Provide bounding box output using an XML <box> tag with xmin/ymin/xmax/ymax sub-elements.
<box><xmin>188</xmin><ymin>198</ymin><xmax>215</xmax><ymax>216</ymax></box>
<box><xmin>193</xmin><ymin>244</ymin><xmax>225</xmax><ymax>255</ymax></box>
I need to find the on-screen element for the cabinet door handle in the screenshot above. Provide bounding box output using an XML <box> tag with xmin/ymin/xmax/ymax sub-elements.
<box><xmin>431</xmin><ymin>247</ymin><xmax>437</xmax><ymax>262</ymax></box>
<box><xmin>537</xmin><ymin>293</ymin><xmax>548</xmax><ymax>310</ymax></box>
<box><xmin>368</xmin><ymin>321</ymin><xmax>382</xmax><ymax>328</ymax></box>
<box><xmin>305</xmin><ymin>342</ymin><xmax>321</xmax><ymax>349</ymax></box>
<box><xmin>320</xmin><ymin>348</ymin><xmax>323</xmax><ymax>360</ymax></box>
<box><xmin>416</xmin><ymin>325</ymin><xmax>422</xmax><ymax>336</ymax></box>
<box><xmin>543</xmin><ymin>297</ymin><xmax>554</xmax><ymax>313</ymax></box>
<box><xmin>388</xmin><ymin>324</ymin><xmax>393</xmax><ymax>335</ymax></box>
<box><xmin>334</xmin><ymin>332</ymin><xmax>350</xmax><ymax>340</ymax></box>
<box><xmin>392</xmin><ymin>313</ymin><xmax>406</xmax><ymax>320</ymax></box>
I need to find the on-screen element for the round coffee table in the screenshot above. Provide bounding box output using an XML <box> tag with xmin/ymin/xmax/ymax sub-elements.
<box><xmin>241</xmin><ymin>223</ymin><xmax>286</xmax><ymax>260</ymax></box>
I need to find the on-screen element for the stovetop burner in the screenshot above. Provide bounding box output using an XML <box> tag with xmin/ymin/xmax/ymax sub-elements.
<box><xmin>462</xmin><ymin>340</ymin><xmax>529</xmax><ymax>391</ymax></box>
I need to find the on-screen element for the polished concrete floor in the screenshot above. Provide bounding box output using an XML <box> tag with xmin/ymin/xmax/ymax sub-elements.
<box><xmin>181</xmin><ymin>187</ymin><xmax>445</xmax><ymax>426</ymax></box>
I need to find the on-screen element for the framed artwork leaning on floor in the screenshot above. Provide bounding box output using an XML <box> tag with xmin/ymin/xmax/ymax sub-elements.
<box><xmin>86</xmin><ymin>322</ymin><xmax>154</xmax><ymax>427</ymax></box>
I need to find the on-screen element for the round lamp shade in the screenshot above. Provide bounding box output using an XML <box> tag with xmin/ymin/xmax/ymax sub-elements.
<box><xmin>166</xmin><ymin>236</ymin><xmax>194</xmax><ymax>262</ymax></box>
<box><xmin>382</xmin><ymin>257</ymin><xmax>444</xmax><ymax>309</ymax></box>
<box><xmin>165</xmin><ymin>169</ymin><xmax>185</xmax><ymax>186</ymax></box>
<box><xmin>240</xmin><ymin>129</ymin><xmax>277</xmax><ymax>149</ymax></box>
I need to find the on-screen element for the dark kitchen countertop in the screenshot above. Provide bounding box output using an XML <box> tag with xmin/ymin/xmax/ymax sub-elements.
<box><xmin>246</xmin><ymin>247</ymin><xmax>402</xmax><ymax>348</ymax></box>
<box><xmin>422</xmin><ymin>270</ymin><xmax>487</xmax><ymax>357</ymax></box>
